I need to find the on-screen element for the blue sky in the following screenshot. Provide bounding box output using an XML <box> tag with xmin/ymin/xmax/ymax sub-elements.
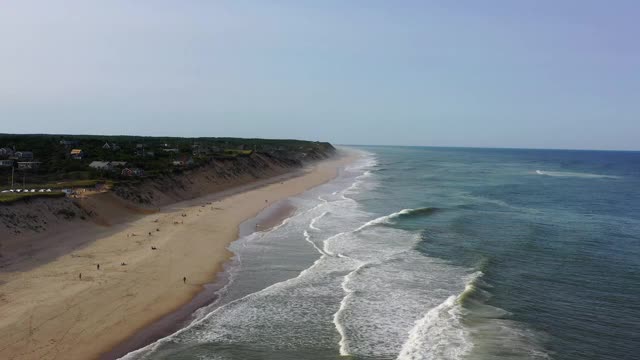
<box><xmin>1</xmin><ymin>1</ymin><xmax>638</xmax><ymax>150</ymax></box>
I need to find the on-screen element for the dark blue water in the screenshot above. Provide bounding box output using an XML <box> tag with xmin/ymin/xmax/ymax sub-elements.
<box><xmin>124</xmin><ymin>146</ymin><xmax>640</xmax><ymax>360</ymax></box>
<box><xmin>359</xmin><ymin>146</ymin><xmax>640</xmax><ymax>360</ymax></box>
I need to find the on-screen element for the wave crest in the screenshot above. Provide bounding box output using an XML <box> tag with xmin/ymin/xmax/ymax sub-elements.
<box><xmin>355</xmin><ymin>207</ymin><xmax>441</xmax><ymax>232</ymax></box>
<box><xmin>535</xmin><ymin>170</ymin><xmax>618</xmax><ymax>179</ymax></box>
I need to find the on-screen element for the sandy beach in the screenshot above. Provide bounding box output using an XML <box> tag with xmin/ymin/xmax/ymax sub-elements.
<box><xmin>0</xmin><ymin>151</ymin><xmax>357</xmax><ymax>360</ymax></box>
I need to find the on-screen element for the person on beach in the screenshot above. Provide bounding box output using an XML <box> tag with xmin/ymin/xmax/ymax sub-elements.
<box><xmin>79</xmin><ymin>273</ymin><xmax>82</xmax><ymax>280</ymax></box>
<box><xmin>183</xmin><ymin>276</ymin><xmax>186</xmax><ymax>284</ymax></box>
<box><xmin>97</xmin><ymin>264</ymin><xmax>100</xmax><ymax>270</ymax></box>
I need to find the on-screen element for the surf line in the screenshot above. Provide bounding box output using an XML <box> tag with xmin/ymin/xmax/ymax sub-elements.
<box><xmin>333</xmin><ymin>259</ymin><xmax>366</xmax><ymax>356</ymax></box>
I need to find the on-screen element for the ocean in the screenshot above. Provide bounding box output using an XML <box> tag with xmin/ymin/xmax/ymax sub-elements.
<box><xmin>122</xmin><ymin>146</ymin><xmax>640</xmax><ymax>360</ymax></box>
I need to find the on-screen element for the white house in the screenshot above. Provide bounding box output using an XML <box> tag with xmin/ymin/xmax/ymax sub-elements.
<box><xmin>14</xmin><ymin>151</ymin><xmax>34</xmax><ymax>160</ymax></box>
<box><xmin>17</xmin><ymin>161</ymin><xmax>41</xmax><ymax>170</ymax></box>
<box><xmin>0</xmin><ymin>147</ymin><xmax>14</xmax><ymax>158</ymax></box>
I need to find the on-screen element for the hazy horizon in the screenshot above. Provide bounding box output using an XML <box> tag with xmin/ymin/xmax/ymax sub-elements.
<box><xmin>1</xmin><ymin>1</ymin><xmax>638</xmax><ymax>150</ymax></box>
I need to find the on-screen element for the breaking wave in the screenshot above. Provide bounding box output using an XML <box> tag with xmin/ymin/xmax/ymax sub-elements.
<box><xmin>535</xmin><ymin>170</ymin><xmax>618</xmax><ymax>179</ymax></box>
<box><xmin>354</xmin><ymin>207</ymin><xmax>441</xmax><ymax>232</ymax></box>
<box><xmin>397</xmin><ymin>272</ymin><xmax>482</xmax><ymax>360</ymax></box>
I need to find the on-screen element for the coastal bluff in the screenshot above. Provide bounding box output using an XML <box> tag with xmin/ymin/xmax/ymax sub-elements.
<box><xmin>0</xmin><ymin>136</ymin><xmax>336</xmax><ymax>269</ymax></box>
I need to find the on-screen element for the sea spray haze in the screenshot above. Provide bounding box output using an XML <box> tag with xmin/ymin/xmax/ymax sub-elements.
<box><xmin>123</xmin><ymin>146</ymin><xmax>640</xmax><ymax>360</ymax></box>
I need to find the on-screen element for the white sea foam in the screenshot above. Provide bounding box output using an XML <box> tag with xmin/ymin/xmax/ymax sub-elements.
<box><xmin>353</xmin><ymin>207</ymin><xmax>438</xmax><ymax>232</ymax></box>
<box><xmin>303</xmin><ymin>230</ymin><xmax>326</xmax><ymax>255</ymax></box>
<box><xmin>123</xmin><ymin>150</ymin><xmax>484</xmax><ymax>360</ymax></box>
<box><xmin>334</xmin><ymin>260</ymin><xmax>366</xmax><ymax>355</ymax></box>
<box><xmin>351</xmin><ymin>208</ymin><xmax>412</xmax><ymax>232</ymax></box>
<box><xmin>396</xmin><ymin>272</ymin><xmax>482</xmax><ymax>360</ymax></box>
<box><xmin>309</xmin><ymin>210</ymin><xmax>329</xmax><ymax>231</ymax></box>
<box><xmin>535</xmin><ymin>169</ymin><xmax>619</xmax><ymax>179</ymax></box>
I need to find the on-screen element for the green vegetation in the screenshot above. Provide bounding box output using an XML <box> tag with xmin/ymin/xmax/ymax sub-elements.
<box><xmin>0</xmin><ymin>134</ymin><xmax>335</xmax><ymax>189</ymax></box>
<box><xmin>223</xmin><ymin>149</ymin><xmax>254</xmax><ymax>157</ymax></box>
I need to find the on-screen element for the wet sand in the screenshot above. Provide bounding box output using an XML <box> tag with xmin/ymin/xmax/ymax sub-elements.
<box><xmin>102</xmin><ymin>200</ymin><xmax>298</xmax><ymax>360</ymax></box>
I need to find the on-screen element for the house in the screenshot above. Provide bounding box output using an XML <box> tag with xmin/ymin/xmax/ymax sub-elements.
<box><xmin>110</xmin><ymin>161</ymin><xmax>127</xmax><ymax>167</ymax></box>
<box><xmin>14</xmin><ymin>151</ymin><xmax>34</xmax><ymax>160</ymax></box>
<box><xmin>163</xmin><ymin>148</ymin><xmax>180</xmax><ymax>153</ymax></box>
<box><xmin>102</xmin><ymin>142</ymin><xmax>120</xmax><ymax>151</ymax></box>
<box><xmin>17</xmin><ymin>161</ymin><xmax>41</xmax><ymax>170</ymax></box>
<box><xmin>70</xmin><ymin>149</ymin><xmax>84</xmax><ymax>160</ymax></box>
<box><xmin>0</xmin><ymin>147</ymin><xmax>14</xmax><ymax>158</ymax></box>
<box><xmin>90</xmin><ymin>161</ymin><xmax>110</xmax><ymax>170</ymax></box>
<box><xmin>0</xmin><ymin>159</ymin><xmax>14</xmax><ymax>167</ymax></box>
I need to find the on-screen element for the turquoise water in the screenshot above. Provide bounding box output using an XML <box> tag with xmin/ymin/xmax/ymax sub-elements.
<box><xmin>123</xmin><ymin>146</ymin><xmax>640</xmax><ymax>360</ymax></box>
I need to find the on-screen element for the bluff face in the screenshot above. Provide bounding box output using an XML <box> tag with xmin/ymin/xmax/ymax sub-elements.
<box><xmin>0</xmin><ymin>135</ymin><xmax>336</xmax><ymax>240</ymax></box>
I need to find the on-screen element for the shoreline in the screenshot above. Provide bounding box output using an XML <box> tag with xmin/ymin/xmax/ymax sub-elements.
<box><xmin>101</xmin><ymin>200</ymin><xmax>299</xmax><ymax>360</ymax></box>
<box><xmin>0</xmin><ymin>149</ymin><xmax>358</xmax><ymax>360</ymax></box>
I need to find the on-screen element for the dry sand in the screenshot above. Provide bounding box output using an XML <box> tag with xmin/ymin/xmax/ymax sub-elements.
<box><xmin>0</xmin><ymin>152</ymin><xmax>357</xmax><ymax>360</ymax></box>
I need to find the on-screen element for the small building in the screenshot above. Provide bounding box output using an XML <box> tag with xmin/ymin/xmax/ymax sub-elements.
<box><xmin>70</xmin><ymin>149</ymin><xmax>84</xmax><ymax>160</ymax></box>
<box><xmin>0</xmin><ymin>159</ymin><xmax>14</xmax><ymax>167</ymax></box>
<box><xmin>14</xmin><ymin>151</ymin><xmax>34</xmax><ymax>160</ymax></box>
<box><xmin>17</xmin><ymin>161</ymin><xmax>41</xmax><ymax>170</ymax></box>
<box><xmin>163</xmin><ymin>148</ymin><xmax>180</xmax><ymax>153</ymax></box>
<box><xmin>0</xmin><ymin>147</ymin><xmax>14</xmax><ymax>158</ymax></box>
<box><xmin>102</xmin><ymin>142</ymin><xmax>120</xmax><ymax>151</ymax></box>
<box><xmin>89</xmin><ymin>161</ymin><xmax>110</xmax><ymax>170</ymax></box>
<box><xmin>110</xmin><ymin>161</ymin><xmax>127</xmax><ymax>167</ymax></box>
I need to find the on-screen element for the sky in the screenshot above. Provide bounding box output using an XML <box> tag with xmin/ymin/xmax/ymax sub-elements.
<box><xmin>1</xmin><ymin>1</ymin><xmax>638</xmax><ymax>150</ymax></box>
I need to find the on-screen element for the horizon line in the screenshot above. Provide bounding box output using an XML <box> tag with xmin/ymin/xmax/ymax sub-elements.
<box><xmin>0</xmin><ymin>133</ymin><xmax>637</xmax><ymax>152</ymax></box>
